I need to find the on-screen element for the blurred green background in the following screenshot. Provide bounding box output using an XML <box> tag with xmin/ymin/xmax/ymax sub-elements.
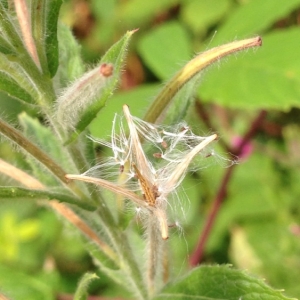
<box><xmin>1</xmin><ymin>0</ymin><xmax>300</xmax><ymax>299</ymax></box>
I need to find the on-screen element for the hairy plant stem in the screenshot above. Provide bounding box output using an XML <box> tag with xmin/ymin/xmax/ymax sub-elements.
<box><xmin>0</xmin><ymin>159</ymin><xmax>116</xmax><ymax>261</ymax></box>
<box><xmin>14</xmin><ymin>0</ymin><xmax>41</xmax><ymax>68</ymax></box>
<box><xmin>0</xmin><ymin>118</ymin><xmax>67</xmax><ymax>183</ymax></box>
<box><xmin>1</xmin><ymin>4</ymin><xmax>148</xmax><ymax>297</ymax></box>
<box><xmin>189</xmin><ymin>110</ymin><xmax>267</xmax><ymax>265</ymax></box>
<box><xmin>0</xmin><ymin>3</ymin><xmax>26</xmax><ymax>49</ymax></box>
<box><xmin>0</xmin><ymin>158</ymin><xmax>147</xmax><ymax>299</ymax></box>
<box><xmin>147</xmin><ymin>214</ymin><xmax>161</xmax><ymax>296</ymax></box>
<box><xmin>64</xmin><ymin>150</ymin><xmax>149</xmax><ymax>298</ymax></box>
<box><xmin>144</xmin><ymin>37</ymin><xmax>262</xmax><ymax>124</ymax></box>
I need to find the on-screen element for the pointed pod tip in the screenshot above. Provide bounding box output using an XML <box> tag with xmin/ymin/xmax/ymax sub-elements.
<box><xmin>257</xmin><ymin>36</ymin><xmax>262</xmax><ymax>47</ymax></box>
<box><xmin>123</xmin><ymin>104</ymin><xmax>130</xmax><ymax>115</ymax></box>
<box><xmin>130</xmin><ymin>28</ymin><xmax>139</xmax><ymax>34</ymax></box>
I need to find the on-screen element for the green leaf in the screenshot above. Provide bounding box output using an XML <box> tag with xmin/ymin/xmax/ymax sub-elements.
<box><xmin>231</xmin><ymin>221</ymin><xmax>300</xmax><ymax>299</ymax></box>
<box><xmin>31</xmin><ymin>0</ymin><xmax>63</xmax><ymax>77</ymax></box>
<box><xmin>0</xmin><ymin>71</ymin><xmax>35</xmax><ymax>103</ymax></box>
<box><xmin>0</xmin><ymin>53</ymin><xmax>41</xmax><ymax>104</ymax></box>
<box><xmin>44</xmin><ymin>0</ymin><xmax>63</xmax><ymax>76</ymax></box>
<box><xmin>18</xmin><ymin>113</ymin><xmax>71</xmax><ymax>171</ymax></box>
<box><xmin>180</xmin><ymin>0</ymin><xmax>231</xmax><ymax>35</ymax></box>
<box><xmin>118</xmin><ymin>0</ymin><xmax>179</xmax><ymax>27</ymax></box>
<box><xmin>154</xmin><ymin>265</ymin><xmax>295</xmax><ymax>300</ymax></box>
<box><xmin>208</xmin><ymin>0</ymin><xmax>300</xmax><ymax>46</ymax></box>
<box><xmin>0</xmin><ymin>35</ymin><xmax>16</xmax><ymax>54</ymax></box>
<box><xmin>205</xmin><ymin>152</ymin><xmax>279</xmax><ymax>253</ymax></box>
<box><xmin>0</xmin><ymin>117</ymin><xmax>67</xmax><ymax>184</ymax></box>
<box><xmin>18</xmin><ymin>113</ymin><xmax>73</xmax><ymax>185</ymax></box>
<box><xmin>64</xmin><ymin>30</ymin><xmax>135</xmax><ymax>144</ymax></box>
<box><xmin>137</xmin><ymin>21</ymin><xmax>192</xmax><ymax>80</ymax></box>
<box><xmin>0</xmin><ymin>186</ymin><xmax>96</xmax><ymax>211</ymax></box>
<box><xmin>74</xmin><ymin>273</ymin><xmax>99</xmax><ymax>300</ymax></box>
<box><xmin>89</xmin><ymin>83</ymin><xmax>160</xmax><ymax>138</ymax></box>
<box><xmin>55</xmin><ymin>23</ymin><xmax>85</xmax><ymax>87</ymax></box>
<box><xmin>0</xmin><ymin>3</ymin><xmax>25</xmax><ymax>51</ymax></box>
<box><xmin>199</xmin><ymin>28</ymin><xmax>300</xmax><ymax>110</ymax></box>
<box><xmin>0</xmin><ymin>0</ymin><xmax>8</xmax><ymax>9</ymax></box>
<box><xmin>0</xmin><ymin>265</ymin><xmax>55</xmax><ymax>300</ymax></box>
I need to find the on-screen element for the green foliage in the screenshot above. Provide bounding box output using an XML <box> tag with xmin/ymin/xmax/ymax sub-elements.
<box><xmin>137</xmin><ymin>21</ymin><xmax>192</xmax><ymax>80</ymax></box>
<box><xmin>154</xmin><ymin>265</ymin><xmax>294</xmax><ymax>300</ymax></box>
<box><xmin>55</xmin><ymin>23</ymin><xmax>85</xmax><ymax>87</ymax></box>
<box><xmin>180</xmin><ymin>0</ymin><xmax>231</xmax><ymax>36</ymax></box>
<box><xmin>0</xmin><ymin>265</ymin><xmax>55</xmax><ymax>300</ymax></box>
<box><xmin>208</xmin><ymin>0</ymin><xmax>300</xmax><ymax>45</ymax></box>
<box><xmin>0</xmin><ymin>186</ymin><xmax>95</xmax><ymax>210</ymax></box>
<box><xmin>74</xmin><ymin>273</ymin><xmax>99</xmax><ymax>300</ymax></box>
<box><xmin>0</xmin><ymin>0</ymin><xmax>300</xmax><ymax>300</ymax></box>
<box><xmin>60</xmin><ymin>30</ymin><xmax>135</xmax><ymax>144</ymax></box>
<box><xmin>31</xmin><ymin>0</ymin><xmax>63</xmax><ymax>76</ymax></box>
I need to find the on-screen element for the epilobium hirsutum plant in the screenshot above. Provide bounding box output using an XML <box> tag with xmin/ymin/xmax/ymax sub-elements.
<box><xmin>0</xmin><ymin>1</ymin><xmax>292</xmax><ymax>300</ymax></box>
<box><xmin>67</xmin><ymin>105</ymin><xmax>217</xmax><ymax>293</ymax></box>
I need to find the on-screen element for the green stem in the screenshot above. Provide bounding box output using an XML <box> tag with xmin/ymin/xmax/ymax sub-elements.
<box><xmin>0</xmin><ymin>118</ymin><xmax>67</xmax><ymax>183</ymax></box>
<box><xmin>144</xmin><ymin>36</ymin><xmax>262</xmax><ymax>124</ymax></box>
<box><xmin>95</xmin><ymin>201</ymin><xmax>148</xmax><ymax>299</ymax></box>
<box><xmin>0</xmin><ymin>186</ymin><xmax>96</xmax><ymax>210</ymax></box>
<box><xmin>146</xmin><ymin>213</ymin><xmax>164</xmax><ymax>297</ymax></box>
<box><xmin>0</xmin><ymin>3</ymin><xmax>25</xmax><ymax>50</ymax></box>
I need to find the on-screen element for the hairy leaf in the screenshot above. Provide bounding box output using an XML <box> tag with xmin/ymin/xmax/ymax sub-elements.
<box><xmin>0</xmin><ymin>71</ymin><xmax>35</xmax><ymax>103</ymax></box>
<box><xmin>55</xmin><ymin>23</ymin><xmax>85</xmax><ymax>88</ymax></box>
<box><xmin>154</xmin><ymin>265</ymin><xmax>295</xmax><ymax>300</ymax></box>
<box><xmin>31</xmin><ymin>0</ymin><xmax>63</xmax><ymax>77</ymax></box>
<box><xmin>0</xmin><ymin>186</ymin><xmax>96</xmax><ymax>211</ymax></box>
<box><xmin>62</xmin><ymin>30</ymin><xmax>135</xmax><ymax>144</ymax></box>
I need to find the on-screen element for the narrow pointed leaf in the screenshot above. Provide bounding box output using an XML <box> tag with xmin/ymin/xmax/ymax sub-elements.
<box><xmin>0</xmin><ymin>186</ymin><xmax>96</xmax><ymax>210</ymax></box>
<box><xmin>0</xmin><ymin>3</ymin><xmax>25</xmax><ymax>51</ymax></box>
<box><xmin>55</xmin><ymin>23</ymin><xmax>85</xmax><ymax>88</ymax></box>
<box><xmin>31</xmin><ymin>0</ymin><xmax>63</xmax><ymax>76</ymax></box>
<box><xmin>0</xmin><ymin>35</ymin><xmax>16</xmax><ymax>54</ymax></box>
<box><xmin>154</xmin><ymin>265</ymin><xmax>295</xmax><ymax>300</ymax></box>
<box><xmin>0</xmin><ymin>72</ymin><xmax>34</xmax><ymax>103</ymax></box>
<box><xmin>0</xmin><ymin>52</ymin><xmax>41</xmax><ymax>104</ymax></box>
<box><xmin>18</xmin><ymin>113</ymin><xmax>74</xmax><ymax>174</ymax></box>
